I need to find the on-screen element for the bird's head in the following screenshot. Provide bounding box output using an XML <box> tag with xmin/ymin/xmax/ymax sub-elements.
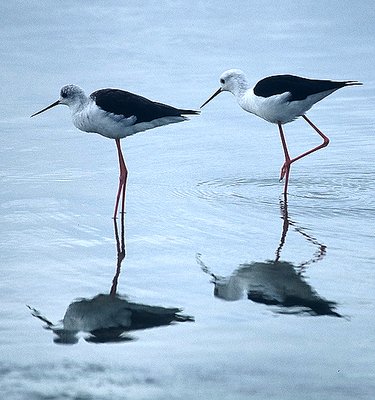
<box><xmin>58</xmin><ymin>85</ymin><xmax>86</xmax><ymax>107</ymax></box>
<box><xmin>200</xmin><ymin>69</ymin><xmax>248</xmax><ymax>108</ymax></box>
<box><xmin>31</xmin><ymin>84</ymin><xmax>87</xmax><ymax>117</ymax></box>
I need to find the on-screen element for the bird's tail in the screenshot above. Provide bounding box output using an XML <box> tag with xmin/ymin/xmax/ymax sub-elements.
<box><xmin>344</xmin><ymin>80</ymin><xmax>363</xmax><ymax>86</ymax></box>
<box><xmin>179</xmin><ymin>109</ymin><xmax>200</xmax><ymax>115</ymax></box>
<box><xmin>175</xmin><ymin>312</ymin><xmax>195</xmax><ymax>322</ymax></box>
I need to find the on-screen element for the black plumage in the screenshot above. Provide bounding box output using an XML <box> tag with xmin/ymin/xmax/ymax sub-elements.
<box><xmin>91</xmin><ymin>89</ymin><xmax>198</xmax><ymax>123</ymax></box>
<box><xmin>253</xmin><ymin>74</ymin><xmax>357</xmax><ymax>101</ymax></box>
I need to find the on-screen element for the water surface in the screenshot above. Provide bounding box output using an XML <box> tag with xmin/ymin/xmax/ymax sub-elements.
<box><xmin>1</xmin><ymin>1</ymin><xmax>375</xmax><ymax>399</ymax></box>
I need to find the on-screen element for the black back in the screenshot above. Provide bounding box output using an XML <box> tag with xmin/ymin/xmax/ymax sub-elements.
<box><xmin>253</xmin><ymin>75</ymin><xmax>349</xmax><ymax>101</ymax></box>
<box><xmin>91</xmin><ymin>89</ymin><xmax>197</xmax><ymax>123</ymax></box>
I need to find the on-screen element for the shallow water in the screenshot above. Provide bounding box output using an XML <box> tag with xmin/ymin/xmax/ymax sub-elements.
<box><xmin>1</xmin><ymin>1</ymin><xmax>375</xmax><ymax>399</ymax></box>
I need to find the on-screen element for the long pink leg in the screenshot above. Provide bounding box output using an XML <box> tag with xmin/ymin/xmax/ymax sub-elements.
<box><xmin>279</xmin><ymin>115</ymin><xmax>330</xmax><ymax>194</ymax></box>
<box><xmin>113</xmin><ymin>139</ymin><xmax>128</xmax><ymax>219</ymax></box>
<box><xmin>278</xmin><ymin>123</ymin><xmax>291</xmax><ymax>195</ymax></box>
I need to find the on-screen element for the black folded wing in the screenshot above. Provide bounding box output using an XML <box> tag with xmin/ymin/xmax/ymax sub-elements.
<box><xmin>92</xmin><ymin>89</ymin><xmax>198</xmax><ymax>123</ymax></box>
<box><xmin>253</xmin><ymin>75</ymin><xmax>354</xmax><ymax>101</ymax></box>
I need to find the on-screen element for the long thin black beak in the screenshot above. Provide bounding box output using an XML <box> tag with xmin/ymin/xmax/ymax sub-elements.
<box><xmin>30</xmin><ymin>100</ymin><xmax>60</xmax><ymax>118</ymax></box>
<box><xmin>200</xmin><ymin>88</ymin><xmax>222</xmax><ymax>109</ymax></box>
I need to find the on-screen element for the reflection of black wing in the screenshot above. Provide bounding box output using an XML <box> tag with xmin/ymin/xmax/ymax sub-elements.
<box><xmin>253</xmin><ymin>75</ymin><xmax>352</xmax><ymax>101</ymax></box>
<box><xmin>62</xmin><ymin>294</ymin><xmax>193</xmax><ymax>331</ymax></box>
<box><xmin>28</xmin><ymin>294</ymin><xmax>194</xmax><ymax>345</ymax></box>
<box><xmin>247</xmin><ymin>290</ymin><xmax>341</xmax><ymax>317</ymax></box>
<box><xmin>122</xmin><ymin>302</ymin><xmax>194</xmax><ymax>330</ymax></box>
<box><xmin>92</xmin><ymin>89</ymin><xmax>198</xmax><ymax>123</ymax></box>
<box><xmin>86</xmin><ymin>302</ymin><xmax>194</xmax><ymax>344</ymax></box>
<box><xmin>213</xmin><ymin>261</ymin><xmax>341</xmax><ymax>317</ymax></box>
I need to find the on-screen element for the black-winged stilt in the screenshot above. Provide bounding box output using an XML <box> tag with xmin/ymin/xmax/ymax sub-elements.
<box><xmin>200</xmin><ymin>69</ymin><xmax>362</xmax><ymax>195</ymax></box>
<box><xmin>31</xmin><ymin>84</ymin><xmax>199</xmax><ymax>218</ymax></box>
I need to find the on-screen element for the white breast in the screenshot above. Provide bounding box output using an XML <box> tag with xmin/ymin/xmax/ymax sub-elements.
<box><xmin>72</xmin><ymin>102</ymin><xmax>137</xmax><ymax>139</ymax></box>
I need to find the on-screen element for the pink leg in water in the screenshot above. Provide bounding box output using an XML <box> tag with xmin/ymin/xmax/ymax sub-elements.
<box><xmin>278</xmin><ymin>123</ymin><xmax>292</xmax><ymax>196</ymax></box>
<box><xmin>278</xmin><ymin>115</ymin><xmax>330</xmax><ymax>195</ymax></box>
<box><xmin>113</xmin><ymin>138</ymin><xmax>128</xmax><ymax>219</ymax></box>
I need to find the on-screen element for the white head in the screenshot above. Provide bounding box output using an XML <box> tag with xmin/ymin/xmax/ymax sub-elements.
<box><xmin>201</xmin><ymin>69</ymin><xmax>249</xmax><ymax>108</ymax></box>
<box><xmin>218</xmin><ymin>69</ymin><xmax>248</xmax><ymax>94</ymax></box>
<box><xmin>58</xmin><ymin>85</ymin><xmax>87</xmax><ymax>107</ymax></box>
<box><xmin>31</xmin><ymin>84</ymin><xmax>87</xmax><ymax>117</ymax></box>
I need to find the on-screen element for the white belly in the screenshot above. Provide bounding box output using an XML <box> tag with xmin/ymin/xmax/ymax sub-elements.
<box><xmin>72</xmin><ymin>102</ymin><xmax>185</xmax><ymax>139</ymax></box>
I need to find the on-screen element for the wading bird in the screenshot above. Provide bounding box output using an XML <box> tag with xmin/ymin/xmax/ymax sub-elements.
<box><xmin>31</xmin><ymin>84</ymin><xmax>199</xmax><ymax>218</ymax></box>
<box><xmin>201</xmin><ymin>69</ymin><xmax>361</xmax><ymax>195</ymax></box>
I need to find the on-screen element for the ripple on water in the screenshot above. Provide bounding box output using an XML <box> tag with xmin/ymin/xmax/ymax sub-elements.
<box><xmin>169</xmin><ymin>171</ymin><xmax>375</xmax><ymax>222</ymax></box>
<box><xmin>289</xmin><ymin>172</ymin><xmax>375</xmax><ymax>219</ymax></box>
<box><xmin>173</xmin><ymin>176</ymin><xmax>281</xmax><ymax>210</ymax></box>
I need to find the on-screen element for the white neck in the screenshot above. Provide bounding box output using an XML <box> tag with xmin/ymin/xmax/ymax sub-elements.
<box><xmin>69</xmin><ymin>97</ymin><xmax>89</xmax><ymax>115</ymax></box>
<box><xmin>228</xmin><ymin>74</ymin><xmax>251</xmax><ymax>99</ymax></box>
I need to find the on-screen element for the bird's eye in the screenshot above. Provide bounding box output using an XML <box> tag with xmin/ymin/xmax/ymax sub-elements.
<box><xmin>61</xmin><ymin>92</ymin><xmax>68</xmax><ymax>98</ymax></box>
<box><xmin>220</xmin><ymin>78</ymin><xmax>225</xmax><ymax>84</ymax></box>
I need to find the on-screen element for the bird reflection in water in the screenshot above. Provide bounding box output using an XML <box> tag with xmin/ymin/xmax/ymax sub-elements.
<box><xmin>197</xmin><ymin>198</ymin><xmax>341</xmax><ymax>317</ymax></box>
<box><xmin>28</xmin><ymin>213</ymin><xmax>194</xmax><ymax>344</ymax></box>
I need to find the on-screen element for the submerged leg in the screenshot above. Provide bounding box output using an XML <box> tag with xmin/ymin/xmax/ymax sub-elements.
<box><xmin>113</xmin><ymin>138</ymin><xmax>128</xmax><ymax>219</ymax></box>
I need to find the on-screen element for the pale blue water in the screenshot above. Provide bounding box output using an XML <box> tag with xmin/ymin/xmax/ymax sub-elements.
<box><xmin>1</xmin><ymin>1</ymin><xmax>375</xmax><ymax>399</ymax></box>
